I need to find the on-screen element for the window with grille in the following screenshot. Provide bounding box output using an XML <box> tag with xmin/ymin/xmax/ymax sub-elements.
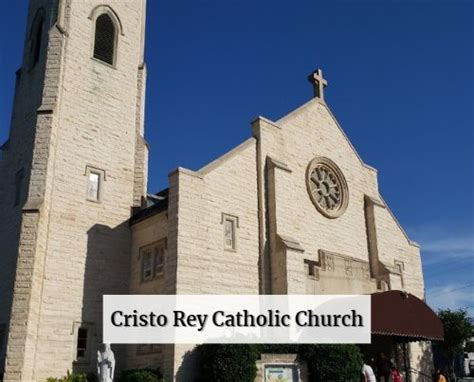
<box><xmin>140</xmin><ymin>240</ymin><xmax>166</xmax><ymax>282</ymax></box>
<box><xmin>93</xmin><ymin>14</ymin><xmax>116</xmax><ymax>65</ymax></box>
<box><xmin>154</xmin><ymin>246</ymin><xmax>165</xmax><ymax>276</ymax></box>
<box><xmin>224</xmin><ymin>219</ymin><xmax>235</xmax><ymax>249</ymax></box>
<box><xmin>76</xmin><ymin>327</ymin><xmax>88</xmax><ymax>359</ymax></box>
<box><xmin>142</xmin><ymin>249</ymin><xmax>153</xmax><ymax>281</ymax></box>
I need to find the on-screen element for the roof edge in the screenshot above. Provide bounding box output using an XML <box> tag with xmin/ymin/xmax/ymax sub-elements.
<box><xmin>276</xmin><ymin>97</ymin><xmax>377</xmax><ymax>173</ymax></box>
<box><xmin>198</xmin><ymin>137</ymin><xmax>256</xmax><ymax>176</ymax></box>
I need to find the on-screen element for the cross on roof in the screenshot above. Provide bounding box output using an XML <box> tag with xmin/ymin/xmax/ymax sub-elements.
<box><xmin>308</xmin><ymin>68</ymin><xmax>328</xmax><ymax>101</ymax></box>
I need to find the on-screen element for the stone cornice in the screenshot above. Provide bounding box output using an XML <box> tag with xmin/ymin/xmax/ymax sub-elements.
<box><xmin>364</xmin><ymin>195</ymin><xmax>385</xmax><ymax>208</ymax></box>
<box><xmin>278</xmin><ymin>234</ymin><xmax>305</xmax><ymax>253</ymax></box>
<box><xmin>266</xmin><ymin>156</ymin><xmax>292</xmax><ymax>173</ymax></box>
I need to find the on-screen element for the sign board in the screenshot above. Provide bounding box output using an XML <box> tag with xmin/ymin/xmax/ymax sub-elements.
<box><xmin>264</xmin><ymin>364</ymin><xmax>298</xmax><ymax>382</ymax></box>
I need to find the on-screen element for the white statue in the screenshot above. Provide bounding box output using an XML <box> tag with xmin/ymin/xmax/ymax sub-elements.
<box><xmin>97</xmin><ymin>343</ymin><xmax>115</xmax><ymax>382</ymax></box>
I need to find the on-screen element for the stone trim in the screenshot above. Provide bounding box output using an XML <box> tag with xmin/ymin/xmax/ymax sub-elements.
<box><xmin>364</xmin><ymin>195</ymin><xmax>385</xmax><ymax>208</ymax></box>
<box><xmin>221</xmin><ymin>213</ymin><xmax>240</xmax><ymax>228</ymax></box>
<box><xmin>198</xmin><ymin>137</ymin><xmax>256</xmax><ymax>175</ymax></box>
<box><xmin>88</xmin><ymin>5</ymin><xmax>125</xmax><ymax>36</ymax></box>
<box><xmin>251</xmin><ymin>115</ymin><xmax>282</xmax><ymax>130</ymax></box>
<box><xmin>168</xmin><ymin>166</ymin><xmax>203</xmax><ymax>179</ymax></box>
<box><xmin>266</xmin><ymin>156</ymin><xmax>292</xmax><ymax>173</ymax></box>
<box><xmin>37</xmin><ymin>104</ymin><xmax>56</xmax><ymax>115</ymax></box>
<box><xmin>306</xmin><ymin>157</ymin><xmax>349</xmax><ymax>219</ymax></box>
<box><xmin>278</xmin><ymin>234</ymin><xmax>305</xmax><ymax>253</ymax></box>
<box><xmin>22</xmin><ymin>200</ymin><xmax>43</xmax><ymax>213</ymax></box>
<box><xmin>318</xmin><ymin>249</ymin><xmax>371</xmax><ymax>277</ymax></box>
<box><xmin>57</xmin><ymin>0</ymin><xmax>67</xmax><ymax>32</ymax></box>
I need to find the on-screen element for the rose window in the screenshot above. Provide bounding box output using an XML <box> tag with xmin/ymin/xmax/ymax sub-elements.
<box><xmin>306</xmin><ymin>157</ymin><xmax>348</xmax><ymax>218</ymax></box>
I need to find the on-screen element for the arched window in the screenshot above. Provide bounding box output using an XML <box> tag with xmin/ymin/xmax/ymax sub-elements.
<box><xmin>29</xmin><ymin>9</ymin><xmax>45</xmax><ymax>69</ymax></box>
<box><xmin>93</xmin><ymin>14</ymin><xmax>116</xmax><ymax>65</ymax></box>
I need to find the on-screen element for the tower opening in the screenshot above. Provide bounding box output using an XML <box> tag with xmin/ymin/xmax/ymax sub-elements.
<box><xmin>93</xmin><ymin>14</ymin><xmax>116</xmax><ymax>65</ymax></box>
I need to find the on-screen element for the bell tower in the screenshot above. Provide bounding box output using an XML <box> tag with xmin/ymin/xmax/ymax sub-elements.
<box><xmin>0</xmin><ymin>0</ymin><xmax>148</xmax><ymax>380</ymax></box>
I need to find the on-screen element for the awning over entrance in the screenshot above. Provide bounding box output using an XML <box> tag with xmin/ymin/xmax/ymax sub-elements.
<box><xmin>371</xmin><ymin>290</ymin><xmax>444</xmax><ymax>341</ymax></box>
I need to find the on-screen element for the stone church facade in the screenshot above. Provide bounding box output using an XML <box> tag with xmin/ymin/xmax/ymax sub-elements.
<box><xmin>0</xmin><ymin>1</ymin><xmax>430</xmax><ymax>381</ymax></box>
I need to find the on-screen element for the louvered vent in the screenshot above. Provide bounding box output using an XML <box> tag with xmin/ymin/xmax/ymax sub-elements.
<box><xmin>93</xmin><ymin>14</ymin><xmax>116</xmax><ymax>65</ymax></box>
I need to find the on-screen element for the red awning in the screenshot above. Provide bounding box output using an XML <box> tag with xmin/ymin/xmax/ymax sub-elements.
<box><xmin>371</xmin><ymin>290</ymin><xmax>444</xmax><ymax>341</ymax></box>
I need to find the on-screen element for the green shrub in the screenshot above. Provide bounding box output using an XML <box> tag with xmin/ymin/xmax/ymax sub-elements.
<box><xmin>119</xmin><ymin>369</ymin><xmax>163</xmax><ymax>382</ymax></box>
<box><xmin>196</xmin><ymin>344</ymin><xmax>260</xmax><ymax>382</ymax></box>
<box><xmin>195</xmin><ymin>344</ymin><xmax>362</xmax><ymax>382</ymax></box>
<box><xmin>300</xmin><ymin>344</ymin><xmax>363</xmax><ymax>381</ymax></box>
<box><xmin>46</xmin><ymin>372</ymin><xmax>96</xmax><ymax>382</ymax></box>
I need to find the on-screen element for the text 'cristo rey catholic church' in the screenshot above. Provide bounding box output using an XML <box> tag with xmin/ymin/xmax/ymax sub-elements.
<box><xmin>0</xmin><ymin>0</ymin><xmax>432</xmax><ymax>381</ymax></box>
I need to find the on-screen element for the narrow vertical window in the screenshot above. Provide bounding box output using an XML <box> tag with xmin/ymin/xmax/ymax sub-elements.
<box><xmin>0</xmin><ymin>323</ymin><xmax>5</xmax><ymax>353</ymax></box>
<box><xmin>154</xmin><ymin>246</ymin><xmax>165</xmax><ymax>276</ymax></box>
<box><xmin>32</xmin><ymin>19</ymin><xmax>44</xmax><ymax>66</ymax></box>
<box><xmin>29</xmin><ymin>10</ymin><xmax>45</xmax><ymax>69</ymax></box>
<box><xmin>76</xmin><ymin>327</ymin><xmax>88</xmax><ymax>359</ymax></box>
<box><xmin>93</xmin><ymin>14</ymin><xmax>116</xmax><ymax>65</ymax></box>
<box><xmin>221</xmin><ymin>213</ymin><xmax>238</xmax><ymax>251</ymax></box>
<box><xmin>224</xmin><ymin>219</ymin><xmax>235</xmax><ymax>249</ymax></box>
<box><xmin>87</xmin><ymin>172</ymin><xmax>100</xmax><ymax>201</ymax></box>
<box><xmin>142</xmin><ymin>249</ymin><xmax>153</xmax><ymax>281</ymax></box>
<box><xmin>14</xmin><ymin>168</ymin><xmax>24</xmax><ymax>206</ymax></box>
<box><xmin>85</xmin><ymin>166</ymin><xmax>105</xmax><ymax>203</ymax></box>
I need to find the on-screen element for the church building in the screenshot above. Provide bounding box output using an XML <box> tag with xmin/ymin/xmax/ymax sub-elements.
<box><xmin>0</xmin><ymin>1</ymin><xmax>432</xmax><ymax>381</ymax></box>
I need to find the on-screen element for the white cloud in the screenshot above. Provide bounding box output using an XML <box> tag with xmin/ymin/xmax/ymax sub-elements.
<box><xmin>426</xmin><ymin>284</ymin><xmax>474</xmax><ymax>317</ymax></box>
<box><xmin>422</xmin><ymin>237</ymin><xmax>474</xmax><ymax>254</ymax></box>
<box><xmin>407</xmin><ymin>224</ymin><xmax>474</xmax><ymax>266</ymax></box>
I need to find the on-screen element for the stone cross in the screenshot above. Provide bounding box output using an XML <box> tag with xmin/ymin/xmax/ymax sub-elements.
<box><xmin>308</xmin><ymin>69</ymin><xmax>328</xmax><ymax>101</ymax></box>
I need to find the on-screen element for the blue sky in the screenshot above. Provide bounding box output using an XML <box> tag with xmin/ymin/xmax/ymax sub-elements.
<box><xmin>1</xmin><ymin>1</ymin><xmax>472</xmax><ymax>314</ymax></box>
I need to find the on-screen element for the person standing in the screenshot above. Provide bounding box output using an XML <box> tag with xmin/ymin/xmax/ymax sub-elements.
<box><xmin>361</xmin><ymin>361</ymin><xmax>377</xmax><ymax>382</ymax></box>
<box><xmin>434</xmin><ymin>369</ymin><xmax>447</xmax><ymax>382</ymax></box>
<box><xmin>390</xmin><ymin>366</ymin><xmax>403</xmax><ymax>382</ymax></box>
<box><xmin>376</xmin><ymin>353</ymin><xmax>392</xmax><ymax>382</ymax></box>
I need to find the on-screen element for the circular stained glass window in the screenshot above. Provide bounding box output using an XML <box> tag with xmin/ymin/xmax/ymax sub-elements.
<box><xmin>306</xmin><ymin>157</ymin><xmax>349</xmax><ymax>218</ymax></box>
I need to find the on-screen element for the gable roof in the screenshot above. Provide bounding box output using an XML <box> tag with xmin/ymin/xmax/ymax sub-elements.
<box><xmin>276</xmin><ymin>97</ymin><xmax>377</xmax><ymax>173</ymax></box>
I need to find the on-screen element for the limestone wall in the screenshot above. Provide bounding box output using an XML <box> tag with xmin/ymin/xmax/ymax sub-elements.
<box><xmin>265</xmin><ymin>100</ymin><xmax>379</xmax><ymax>267</ymax></box>
<box><xmin>127</xmin><ymin>212</ymin><xmax>168</xmax><ymax>371</ymax></box>
<box><xmin>252</xmin><ymin>99</ymin><xmax>422</xmax><ymax>300</ymax></box>
<box><xmin>173</xmin><ymin>139</ymin><xmax>260</xmax><ymax>295</ymax></box>
<box><xmin>169</xmin><ymin>139</ymin><xmax>260</xmax><ymax>379</ymax></box>
<box><xmin>2</xmin><ymin>0</ymin><xmax>148</xmax><ymax>380</ymax></box>
<box><xmin>0</xmin><ymin>0</ymin><xmax>55</xmax><ymax>373</ymax></box>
